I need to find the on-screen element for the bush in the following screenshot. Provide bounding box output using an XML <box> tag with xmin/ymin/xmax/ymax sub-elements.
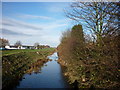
<box><xmin>57</xmin><ymin>24</ymin><xmax>120</xmax><ymax>88</ymax></box>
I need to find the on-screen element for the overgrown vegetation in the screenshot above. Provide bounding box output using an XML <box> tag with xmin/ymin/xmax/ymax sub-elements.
<box><xmin>57</xmin><ymin>1</ymin><xmax>120</xmax><ymax>89</ymax></box>
<box><xmin>0</xmin><ymin>38</ymin><xmax>9</xmax><ymax>48</ymax></box>
<box><xmin>2</xmin><ymin>48</ymin><xmax>55</xmax><ymax>89</ymax></box>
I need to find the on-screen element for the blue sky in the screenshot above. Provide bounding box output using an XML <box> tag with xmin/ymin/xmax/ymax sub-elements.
<box><xmin>1</xmin><ymin>2</ymin><xmax>75</xmax><ymax>47</ymax></box>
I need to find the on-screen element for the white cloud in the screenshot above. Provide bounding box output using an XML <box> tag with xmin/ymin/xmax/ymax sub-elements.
<box><xmin>18</xmin><ymin>14</ymin><xmax>52</xmax><ymax>20</ymax></box>
<box><xmin>1</xmin><ymin>17</ymin><xmax>71</xmax><ymax>47</ymax></box>
<box><xmin>1</xmin><ymin>17</ymin><xmax>43</xmax><ymax>36</ymax></box>
<box><xmin>2</xmin><ymin>17</ymin><xmax>43</xmax><ymax>30</ymax></box>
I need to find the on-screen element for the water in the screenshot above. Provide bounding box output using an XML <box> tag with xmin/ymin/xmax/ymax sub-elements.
<box><xmin>15</xmin><ymin>52</ymin><xmax>70</xmax><ymax>88</ymax></box>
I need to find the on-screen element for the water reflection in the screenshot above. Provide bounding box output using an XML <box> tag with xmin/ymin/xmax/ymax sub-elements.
<box><xmin>26</xmin><ymin>59</ymin><xmax>48</xmax><ymax>74</ymax></box>
<box><xmin>15</xmin><ymin>52</ymin><xmax>70</xmax><ymax>88</ymax></box>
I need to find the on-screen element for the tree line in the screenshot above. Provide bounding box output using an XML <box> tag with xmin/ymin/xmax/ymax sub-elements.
<box><xmin>0</xmin><ymin>38</ymin><xmax>50</xmax><ymax>49</ymax></box>
<box><xmin>57</xmin><ymin>1</ymin><xmax>119</xmax><ymax>88</ymax></box>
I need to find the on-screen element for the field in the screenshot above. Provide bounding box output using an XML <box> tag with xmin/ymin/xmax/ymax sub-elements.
<box><xmin>2</xmin><ymin>48</ymin><xmax>55</xmax><ymax>56</ymax></box>
<box><xmin>2</xmin><ymin>48</ymin><xmax>55</xmax><ymax>89</ymax></box>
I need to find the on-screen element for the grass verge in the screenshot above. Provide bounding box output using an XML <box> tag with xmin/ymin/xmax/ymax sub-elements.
<box><xmin>2</xmin><ymin>48</ymin><xmax>55</xmax><ymax>89</ymax></box>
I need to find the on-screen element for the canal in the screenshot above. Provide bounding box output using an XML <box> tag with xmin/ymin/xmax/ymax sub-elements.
<box><xmin>14</xmin><ymin>52</ymin><xmax>70</xmax><ymax>89</ymax></box>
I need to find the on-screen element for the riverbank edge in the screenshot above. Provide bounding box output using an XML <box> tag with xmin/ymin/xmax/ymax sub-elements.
<box><xmin>2</xmin><ymin>48</ymin><xmax>55</xmax><ymax>90</ymax></box>
<box><xmin>57</xmin><ymin>52</ymin><xmax>120</xmax><ymax>89</ymax></box>
<box><xmin>57</xmin><ymin>56</ymin><xmax>76</xmax><ymax>89</ymax></box>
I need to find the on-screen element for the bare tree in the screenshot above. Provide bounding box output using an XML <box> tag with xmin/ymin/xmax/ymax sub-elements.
<box><xmin>14</xmin><ymin>41</ymin><xmax>22</xmax><ymax>47</ymax></box>
<box><xmin>65</xmin><ymin>1</ymin><xmax>119</xmax><ymax>45</ymax></box>
<box><xmin>0</xmin><ymin>38</ymin><xmax>9</xmax><ymax>48</ymax></box>
<box><xmin>60</xmin><ymin>29</ymin><xmax>71</xmax><ymax>43</ymax></box>
<box><xmin>34</xmin><ymin>42</ymin><xmax>39</xmax><ymax>49</ymax></box>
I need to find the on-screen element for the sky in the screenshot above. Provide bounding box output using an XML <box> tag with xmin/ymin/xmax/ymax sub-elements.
<box><xmin>1</xmin><ymin>2</ymin><xmax>75</xmax><ymax>47</ymax></box>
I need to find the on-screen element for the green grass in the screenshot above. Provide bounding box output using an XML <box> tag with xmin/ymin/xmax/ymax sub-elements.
<box><xmin>2</xmin><ymin>48</ymin><xmax>55</xmax><ymax>56</ymax></box>
<box><xmin>2</xmin><ymin>48</ymin><xmax>55</xmax><ymax>89</ymax></box>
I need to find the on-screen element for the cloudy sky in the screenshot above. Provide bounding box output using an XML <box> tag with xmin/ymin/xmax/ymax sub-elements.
<box><xmin>1</xmin><ymin>2</ymin><xmax>75</xmax><ymax>47</ymax></box>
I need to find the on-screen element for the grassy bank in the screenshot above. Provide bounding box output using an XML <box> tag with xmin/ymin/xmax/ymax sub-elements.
<box><xmin>2</xmin><ymin>48</ymin><xmax>55</xmax><ymax>89</ymax></box>
<box><xmin>2</xmin><ymin>48</ymin><xmax>54</xmax><ymax>56</ymax></box>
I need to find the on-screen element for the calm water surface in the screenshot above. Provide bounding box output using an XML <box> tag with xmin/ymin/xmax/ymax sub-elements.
<box><xmin>15</xmin><ymin>52</ymin><xmax>70</xmax><ymax>88</ymax></box>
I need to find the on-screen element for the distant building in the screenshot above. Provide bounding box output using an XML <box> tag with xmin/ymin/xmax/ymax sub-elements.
<box><xmin>5</xmin><ymin>45</ymin><xmax>25</xmax><ymax>49</ymax></box>
<box><xmin>5</xmin><ymin>45</ymin><xmax>35</xmax><ymax>49</ymax></box>
<box><xmin>4</xmin><ymin>45</ymin><xmax>50</xmax><ymax>50</ymax></box>
<box><xmin>22</xmin><ymin>45</ymin><xmax>35</xmax><ymax>49</ymax></box>
<box><xmin>44</xmin><ymin>45</ymin><xmax>50</xmax><ymax>48</ymax></box>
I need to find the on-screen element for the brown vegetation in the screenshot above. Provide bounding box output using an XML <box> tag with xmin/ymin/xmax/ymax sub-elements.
<box><xmin>57</xmin><ymin>2</ymin><xmax>120</xmax><ymax>88</ymax></box>
<box><xmin>0</xmin><ymin>38</ymin><xmax>9</xmax><ymax>48</ymax></box>
<box><xmin>57</xmin><ymin>24</ymin><xmax>120</xmax><ymax>88</ymax></box>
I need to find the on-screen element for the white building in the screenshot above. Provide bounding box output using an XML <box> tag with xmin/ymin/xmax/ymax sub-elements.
<box><xmin>5</xmin><ymin>45</ymin><xmax>26</xmax><ymax>49</ymax></box>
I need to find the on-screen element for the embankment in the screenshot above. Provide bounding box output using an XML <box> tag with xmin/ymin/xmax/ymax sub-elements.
<box><xmin>57</xmin><ymin>48</ymin><xmax>120</xmax><ymax>89</ymax></box>
<box><xmin>2</xmin><ymin>48</ymin><xmax>55</xmax><ymax>89</ymax></box>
